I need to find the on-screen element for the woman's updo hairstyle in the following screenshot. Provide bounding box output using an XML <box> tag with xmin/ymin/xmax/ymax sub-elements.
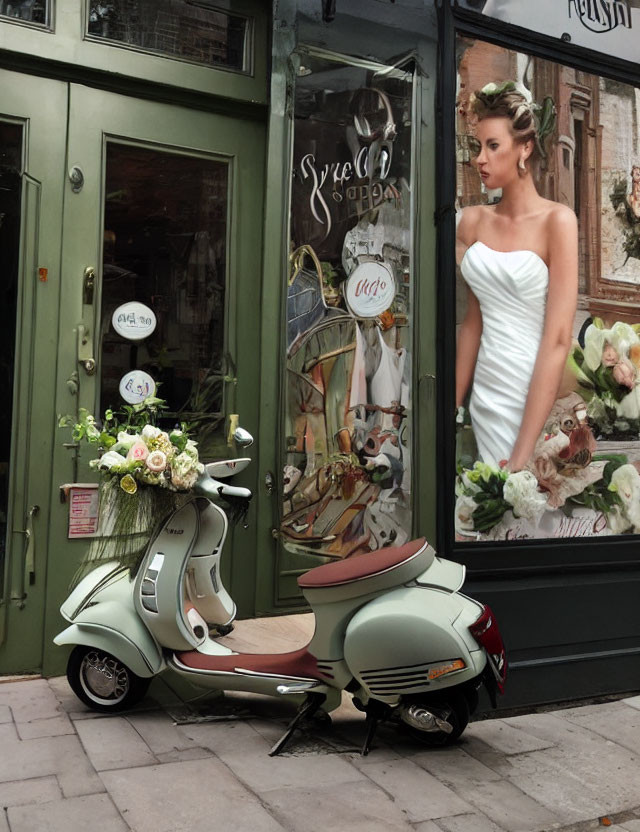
<box><xmin>470</xmin><ymin>81</ymin><xmax>556</xmax><ymax>171</ymax></box>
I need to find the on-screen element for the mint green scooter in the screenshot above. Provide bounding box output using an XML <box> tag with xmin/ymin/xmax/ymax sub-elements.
<box><xmin>55</xmin><ymin>430</ymin><xmax>506</xmax><ymax>755</ymax></box>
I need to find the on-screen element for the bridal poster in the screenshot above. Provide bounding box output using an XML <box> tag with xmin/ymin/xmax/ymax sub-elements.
<box><xmin>454</xmin><ymin>36</ymin><xmax>640</xmax><ymax>542</ymax></box>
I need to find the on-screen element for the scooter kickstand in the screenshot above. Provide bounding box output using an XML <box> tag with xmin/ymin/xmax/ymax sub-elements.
<box><xmin>361</xmin><ymin>713</ymin><xmax>379</xmax><ymax>757</ymax></box>
<box><xmin>269</xmin><ymin>692</ymin><xmax>326</xmax><ymax>757</ymax></box>
<box><xmin>361</xmin><ymin>701</ymin><xmax>389</xmax><ymax>756</ymax></box>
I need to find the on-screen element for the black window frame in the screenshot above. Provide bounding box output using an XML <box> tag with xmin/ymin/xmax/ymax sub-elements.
<box><xmin>436</xmin><ymin>0</ymin><xmax>640</xmax><ymax>577</ymax></box>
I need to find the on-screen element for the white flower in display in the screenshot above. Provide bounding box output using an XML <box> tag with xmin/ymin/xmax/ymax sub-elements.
<box><xmin>114</xmin><ymin>431</ymin><xmax>138</xmax><ymax>452</ymax></box>
<box><xmin>454</xmin><ymin>494</ymin><xmax>478</xmax><ymax>534</ymax></box>
<box><xmin>141</xmin><ymin>425</ymin><xmax>162</xmax><ymax>442</ymax></box>
<box><xmin>503</xmin><ymin>470</ymin><xmax>548</xmax><ymax>522</ymax></box>
<box><xmin>610</xmin><ymin>464</ymin><xmax>640</xmax><ymax>532</ymax></box>
<box><xmin>146</xmin><ymin>450</ymin><xmax>167</xmax><ymax>473</ymax></box>
<box><xmin>96</xmin><ymin>450</ymin><xmax>127</xmax><ymax>471</ymax></box>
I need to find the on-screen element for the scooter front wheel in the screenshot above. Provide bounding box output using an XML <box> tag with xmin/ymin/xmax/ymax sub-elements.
<box><xmin>67</xmin><ymin>646</ymin><xmax>151</xmax><ymax>713</ymax></box>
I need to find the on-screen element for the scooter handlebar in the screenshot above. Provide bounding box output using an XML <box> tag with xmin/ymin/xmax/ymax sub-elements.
<box><xmin>195</xmin><ymin>471</ymin><xmax>253</xmax><ymax>501</ymax></box>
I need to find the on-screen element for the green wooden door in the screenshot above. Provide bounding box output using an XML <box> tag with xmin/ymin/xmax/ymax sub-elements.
<box><xmin>0</xmin><ymin>70</ymin><xmax>67</xmax><ymax>673</ymax></box>
<box><xmin>0</xmin><ymin>81</ymin><xmax>265</xmax><ymax>676</ymax></box>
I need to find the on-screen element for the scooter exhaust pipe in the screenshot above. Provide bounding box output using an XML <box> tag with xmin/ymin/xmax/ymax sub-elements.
<box><xmin>399</xmin><ymin>704</ymin><xmax>454</xmax><ymax>735</ymax></box>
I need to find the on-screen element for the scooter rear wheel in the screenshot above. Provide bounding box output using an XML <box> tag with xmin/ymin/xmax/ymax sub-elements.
<box><xmin>399</xmin><ymin>691</ymin><xmax>470</xmax><ymax>747</ymax></box>
<box><xmin>67</xmin><ymin>646</ymin><xmax>151</xmax><ymax>713</ymax></box>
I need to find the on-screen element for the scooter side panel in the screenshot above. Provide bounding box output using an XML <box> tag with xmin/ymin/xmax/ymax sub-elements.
<box><xmin>343</xmin><ymin>586</ymin><xmax>487</xmax><ymax>703</ymax></box>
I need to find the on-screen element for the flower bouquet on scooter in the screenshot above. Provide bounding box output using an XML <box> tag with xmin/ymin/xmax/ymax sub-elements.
<box><xmin>60</xmin><ymin>396</ymin><xmax>204</xmax><ymax>583</ymax></box>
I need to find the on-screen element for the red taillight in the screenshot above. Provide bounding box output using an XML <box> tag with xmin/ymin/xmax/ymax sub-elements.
<box><xmin>469</xmin><ymin>604</ymin><xmax>507</xmax><ymax>693</ymax></box>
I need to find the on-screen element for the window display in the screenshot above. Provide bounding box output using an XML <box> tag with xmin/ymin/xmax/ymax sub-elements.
<box><xmin>454</xmin><ymin>37</ymin><xmax>640</xmax><ymax>542</ymax></box>
<box><xmin>281</xmin><ymin>53</ymin><xmax>414</xmax><ymax>560</ymax></box>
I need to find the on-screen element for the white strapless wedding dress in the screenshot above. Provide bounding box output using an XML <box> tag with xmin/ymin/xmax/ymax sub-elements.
<box><xmin>461</xmin><ymin>241</ymin><xmax>549</xmax><ymax>466</ymax></box>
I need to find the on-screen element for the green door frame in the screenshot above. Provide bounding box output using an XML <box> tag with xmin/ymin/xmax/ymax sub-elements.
<box><xmin>253</xmin><ymin>1</ymin><xmax>439</xmax><ymax>615</ymax></box>
<box><xmin>0</xmin><ymin>70</ymin><xmax>67</xmax><ymax>673</ymax></box>
<box><xmin>42</xmin><ymin>85</ymin><xmax>266</xmax><ymax>676</ymax></box>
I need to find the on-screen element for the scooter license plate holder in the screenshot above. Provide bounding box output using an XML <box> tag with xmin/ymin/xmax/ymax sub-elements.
<box><xmin>481</xmin><ymin>659</ymin><xmax>500</xmax><ymax>708</ymax></box>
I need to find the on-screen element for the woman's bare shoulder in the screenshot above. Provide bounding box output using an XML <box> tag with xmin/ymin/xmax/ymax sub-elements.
<box><xmin>457</xmin><ymin>204</ymin><xmax>492</xmax><ymax>244</ymax></box>
<box><xmin>542</xmin><ymin>200</ymin><xmax>577</xmax><ymax>230</ymax></box>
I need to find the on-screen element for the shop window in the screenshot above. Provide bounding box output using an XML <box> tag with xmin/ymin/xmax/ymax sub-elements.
<box><xmin>0</xmin><ymin>0</ymin><xmax>49</xmax><ymax>27</ymax></box>
<box><xmin>281</xmin><ymin>53</ymin><xmax>414</xmax><ymax>560</ymax></box>
<box><xmin>86</xmin><ymin>1</ymin><xmax>250</xmax><ymax>72</ymax></box>
<box><xmin>99</xmin><ymin>142</ymin><xmax>229</xmax><ymax>459</ymax></box>
<box><xmin>0</xmin><ymin>121</ymin><xmax>23</xmax><ymax>599</ymax></box>
<box><xmin>454</xmin><ymin>36</ymin><xmax>640</xmax><ymax>543</ymax></box>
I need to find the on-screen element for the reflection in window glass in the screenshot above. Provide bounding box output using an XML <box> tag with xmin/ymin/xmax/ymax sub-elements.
<box><xmin>101</xmin><ymin>143</ymin><xmax>228</xmax><ymax>459</ymax></box>
<box><xmin>87</xmin><ymin>1</ymin><xmax>248</xmax><ymax>71</ymax></box>
<box><xmin>0</xmin><ymin>0</ymin><xmax>48</xmax><ymax>26</ymax></box>
<box><xmin>0</xmin><ymin>122</ymin><xmax>23</xmax><ymax>598</ymax></box>
<box><xmin>455</xmin><ymin>37</ymin><xmax>640</xmax><ymax>543</ymax></box>
<box><xmin>281</xmin><ymin>54</ymin><xmax>414</xmax><ymax>560</ymax></box>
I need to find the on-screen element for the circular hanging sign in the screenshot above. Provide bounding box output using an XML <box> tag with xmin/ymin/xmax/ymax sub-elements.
<box><xmin>345</xmin><ymin>261</ymin><xmax>396</xmax><ymax>318</ymax></box>
<box><xmin>119</xmin><ymin>370</ymin><xmax>156</xmax><ymax>405</ymax></box>
<box><xmin>112</xmin><ymin>302</ymin><xmax>156</xmax><ymax>341</ymax></box>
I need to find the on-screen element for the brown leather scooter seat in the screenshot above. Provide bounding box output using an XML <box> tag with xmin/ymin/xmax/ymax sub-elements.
<box><xmin>297</xmin><ymin>537</ymin><xmax>428</xmax><ymax>589</ymax></box>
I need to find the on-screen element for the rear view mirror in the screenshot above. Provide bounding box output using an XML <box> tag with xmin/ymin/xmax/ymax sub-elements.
<box><xmin>234</xmin><ymin>427</ymin><xmax>254</xmax><ymax>448</ymax></box>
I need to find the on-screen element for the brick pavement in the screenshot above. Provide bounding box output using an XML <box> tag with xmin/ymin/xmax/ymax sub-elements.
<box><xmin>0</xmin><ymin>674</ymin><xmax>639</xmax><ymax>832</ymax></box>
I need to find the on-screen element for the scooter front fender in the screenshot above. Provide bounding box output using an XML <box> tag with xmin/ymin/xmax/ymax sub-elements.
<box><xmin>54</xmin><ymin>615</ymin><xmax>163</xmax><ymax>679</ymax></box>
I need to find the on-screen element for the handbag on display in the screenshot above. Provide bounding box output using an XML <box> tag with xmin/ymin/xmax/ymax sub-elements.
<box><xmin>287</xmin><ymin>245</ymin><xmax>347</xmax><ymax>352</ymax></box>
<box><xmin>287</xmin><ymin>245</ymin><xmax>328</xmax><ymax>351</ymax></box>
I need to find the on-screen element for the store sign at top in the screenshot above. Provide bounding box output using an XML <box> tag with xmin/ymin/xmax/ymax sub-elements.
<box><xmin>457</xmin><ymin>0</ymin><xmax>638</xmax><ymax>64</ymax></box>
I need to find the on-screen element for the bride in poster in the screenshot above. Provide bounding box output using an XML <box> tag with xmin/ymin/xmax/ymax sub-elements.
<box><xmin>456</xmin><ymin>82</ymin><xmax>578</xmax><ymax>472</ymax></box>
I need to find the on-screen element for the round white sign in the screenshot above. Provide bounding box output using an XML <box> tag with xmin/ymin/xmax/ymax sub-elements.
<box><xmin>112</xmin><ymin>302</ymin><xmax>156</xmax><ymax>341</ymax></box>
<box><xmin>345</xmin><ymin>261</ymin><xmax>396</xmax><ymax>318</ymax></box>
<box><xmin>119</xmin><ymin>370</ymin><xmax>156</xmax><ymax>405</ymax></box>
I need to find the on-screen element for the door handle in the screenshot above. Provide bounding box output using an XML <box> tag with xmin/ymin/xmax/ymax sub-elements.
<box><xmin>11</xmin><ymin>505</ymin><xmax>39</xmax><ymax>607</ymax></box>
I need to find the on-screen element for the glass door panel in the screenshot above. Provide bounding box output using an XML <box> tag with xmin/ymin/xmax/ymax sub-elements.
<box><xmin>100</xmin><ymin>142</ymin><xmax>229</xmax><ymax>457</ymax></box>
<box><xmin>0</xmin><ymin>121</ymin><xmax>23</xmax><ymax>602</ymax></box>
<box><xmin>280</xmin><ymin>54</ymin><xmax>415</xmax><ymax>565</ymax></box>
<box><xmin>0</xmin><ymin>70</ymin><xmax>67</xmax><ymax>672</ymax></box>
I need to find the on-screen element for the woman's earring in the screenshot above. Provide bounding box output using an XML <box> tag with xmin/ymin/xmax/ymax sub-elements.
<box><xmin>519</xmin><ymin>157</ymin><xmax>526</xmax><ymax>171</ymax></box>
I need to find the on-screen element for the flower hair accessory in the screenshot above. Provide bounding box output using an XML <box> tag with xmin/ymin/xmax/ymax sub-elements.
<box><xmin>475</xmin><ymin>80</ymin><xmax>556</xmax><ymax>161</ymax></box>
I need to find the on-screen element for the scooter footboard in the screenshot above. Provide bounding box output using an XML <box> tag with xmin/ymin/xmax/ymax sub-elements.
<box><xmin>344</xmin><ymin>586</ymin><xmax>487</xmax><ymax>704</ymax></box>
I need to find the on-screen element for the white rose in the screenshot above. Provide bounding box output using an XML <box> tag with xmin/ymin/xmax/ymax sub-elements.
<box><xmin>610</xmin><ymin>464</ymin><xmax>640</xmax><ymax>532</ymax></box>
<box><xmin>113</xmin><ymin>431</ymin><xmax>138</xmax><ymax>452</ymax></box>
<box><xmin>96</xmin><ymin>450</ymin><xmax>126</xmax><ymax>471</ymax></box>
<box><xmin>606</xmin><ymin>505</ymin><xmax>632</xmax><ymax>535</ymax></box>
<box><xmin>503</xmin><ymin>470</ymin><xmax>548</xmax><ymax>523</ymax></box>
<box><xmin>141</xmin><ymin>425</ymin><xmax>162</xmax><ymax>442</ymax></box>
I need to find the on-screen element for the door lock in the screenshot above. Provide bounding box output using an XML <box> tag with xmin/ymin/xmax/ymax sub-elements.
<box><xmin>265</xmin><ymin>471</ymin><xmax>276</xmax><ymax>495</ymax></box>
<box><xmin>77</xmin><ymin>324</ymin><xmax>96</xmax><ymax>375</ymax></box>
<box><xmin>83</xmin><ymin>267</ymin><xmax>96</xmax><ymax>305</ymax></box>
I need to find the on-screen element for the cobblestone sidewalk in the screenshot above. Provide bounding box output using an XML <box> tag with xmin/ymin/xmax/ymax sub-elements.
<box><xmin>0</xmin><ymin>674</ymin><xmax>639</xmax><ymax>832</ymax></box>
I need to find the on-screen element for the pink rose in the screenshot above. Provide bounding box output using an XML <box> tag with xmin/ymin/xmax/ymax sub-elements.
<box><xmin>613</xmin><ymin>361</ymin><xmax>636</xmax><ymax>389</ymax></box>
<box><xmin>602</xmin><ymin>343</ymin><xmax>619</xmax><ymax>367</ymax></box>
<box><xmin>127</xmin><ymin>439</ymin><xmax>149</xmax><ymax>462</ymax></box>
